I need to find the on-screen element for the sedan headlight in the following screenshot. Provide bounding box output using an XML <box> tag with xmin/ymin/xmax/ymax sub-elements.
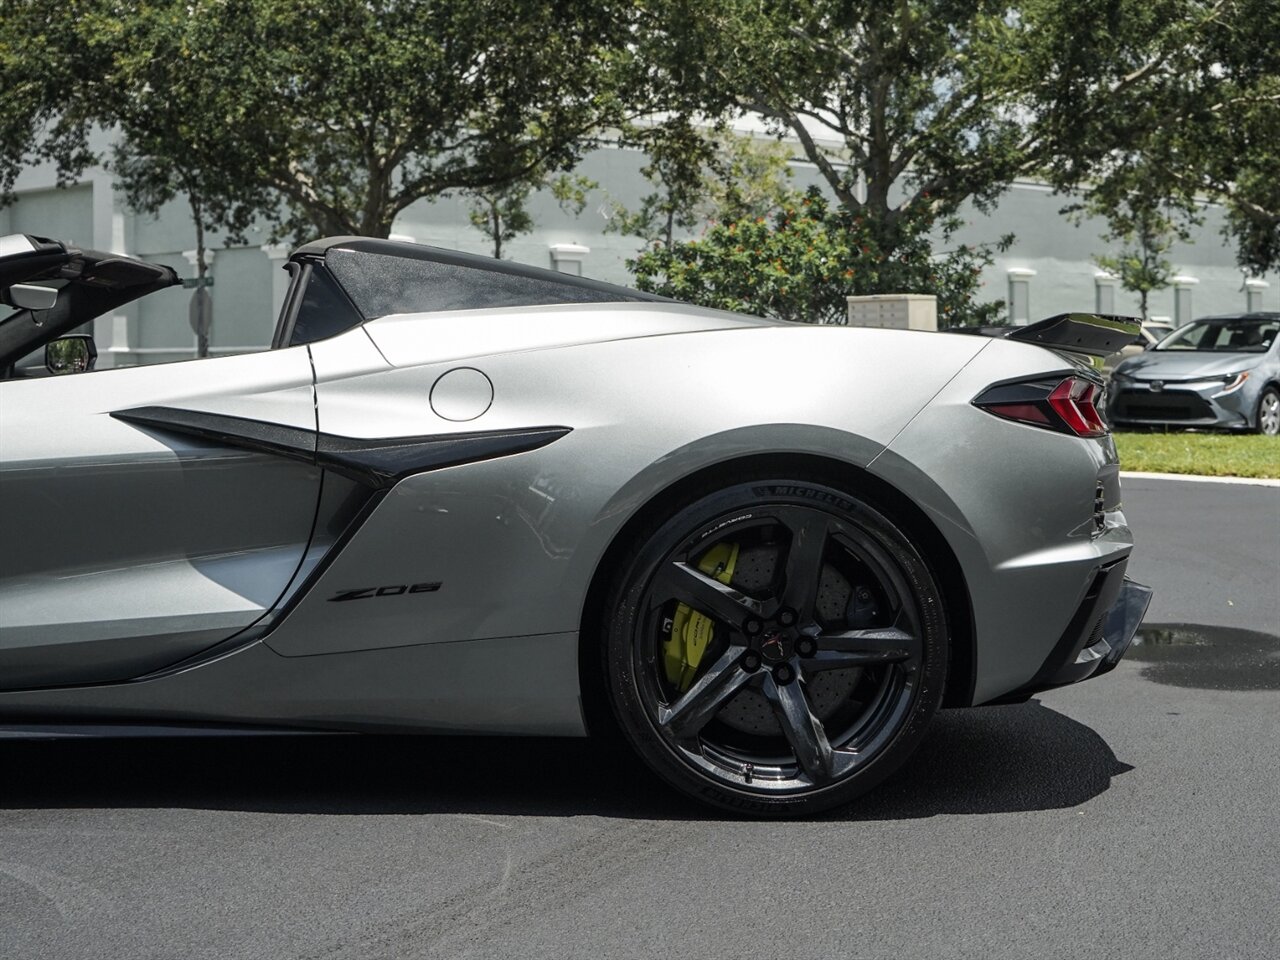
<box><xmin>1217</xmin><ymin>371</ymin><xmax>1251</xmax><ymax>395</ymax></box>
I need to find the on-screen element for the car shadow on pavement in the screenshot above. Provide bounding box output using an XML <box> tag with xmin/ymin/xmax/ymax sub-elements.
<box><xmin>835</xmin><ymin>699</ymin><xmax>1133</xmax><ymax>821</ymax></box>
<box><xmin>0</xmin><ymin>700</ymin><xmax>1130</xmax><ymax>820</ymax></box>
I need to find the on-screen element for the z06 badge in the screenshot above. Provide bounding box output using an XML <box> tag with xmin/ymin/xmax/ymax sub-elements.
<box><xmin>328</xmin><ymin>582</ymin><xmax>442</xmax><ymax>602</ymax></box>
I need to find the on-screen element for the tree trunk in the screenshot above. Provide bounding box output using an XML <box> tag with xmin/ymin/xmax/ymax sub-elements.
<box><xmin>191</xmin><ymin>195</ymin><xmax>210</xmax><ymax>359</ymax></box>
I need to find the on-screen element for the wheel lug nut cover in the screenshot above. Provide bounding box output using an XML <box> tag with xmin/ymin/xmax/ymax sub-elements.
<box><xmin>744</xmin><ymin>619</ymin><xmax>762</xmax><ymax>635</ymax></box>
<box><xmin>773</xmin><ymin>663</ymin><xmax>794</xmax><ymax>683</ymax></box>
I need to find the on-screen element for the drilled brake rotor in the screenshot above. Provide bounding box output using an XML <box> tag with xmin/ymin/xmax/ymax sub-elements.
<box><xmin>714</xmin><ymin>544</ymin><xmax>864</xmax><ymax>736</ymax></box>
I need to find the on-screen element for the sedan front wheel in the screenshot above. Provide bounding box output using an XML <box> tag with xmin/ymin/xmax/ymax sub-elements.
<box><xmin>1257</xmin><ymin>387</ymin><xmax>1280</xmax><ymax>436</ymax></box>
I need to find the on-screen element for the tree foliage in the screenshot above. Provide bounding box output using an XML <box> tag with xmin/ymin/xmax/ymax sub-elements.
<box><xmin>658</xmin><ymin>1</ymin><xmax>1055</xmax><ymax>224</ymax></box>
<box><xmin>466</xmin><ymin>173</ymin><xmax>596</xmax><ymax>259</ymax></box>
<box><xmin>1093</xmin><ymin>199</ymin><xmax>1182</xmax><ymax>323</ymax></box>
<box><xmin>1030</xmin><ymin>0</ymin><xmax>1280</xmax><ymax>274</ymax></box>
<box><xmin>605</xmin><ymin>122</ymin><xmax>796</xmax><ymax>250</ymax></box>
<box><xmin>3</xmin><ymin>0</ymin><xmax>649</xmax><ymax>240</ymax></box>
<box><xmin>631</xmin><ymin>189</ymin><xmax>1008</xmax><ymax>326</ymax></box>
<box><xmin>0</xmin><ymin>0</ymin><xmax>104</xmax><ymax>206</ymax></box>
<box><xmin>3</xmin><ymin>0</ymin><xmax>1277</xmax><ymax>278</ymax></box>
<box><xmin>646</xmin><ymin>0</ymin><xmax>1280</xmax><ymax>272</ymax></box>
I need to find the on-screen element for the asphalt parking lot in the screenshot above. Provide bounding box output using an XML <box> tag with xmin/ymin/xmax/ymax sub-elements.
<box><xmin>2</xmin><ymin>475</ymin><xmax>1277</xmax><ymax>960</ymax></box>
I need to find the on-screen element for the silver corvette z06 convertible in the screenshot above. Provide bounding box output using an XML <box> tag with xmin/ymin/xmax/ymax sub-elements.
<box><xmin>0</xmin><ymin>234</ymin><xmax>1152</xmax><ymax>816</ymax></box>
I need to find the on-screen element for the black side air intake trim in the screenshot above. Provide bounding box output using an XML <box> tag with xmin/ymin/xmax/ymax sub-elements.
<box><xmin>111</xmin><ymin>405</ymin><xmax>317</xmax><ymax>460</ymax></box>
<box><xmin>314</xmin><ymin>427</ymin><xmax>571</xmax><ymax>487</ymax></box>
<box><xmin>111</xmin><ymin>406</ymin><xmax>571</xmax><ymax>488</ymax></box>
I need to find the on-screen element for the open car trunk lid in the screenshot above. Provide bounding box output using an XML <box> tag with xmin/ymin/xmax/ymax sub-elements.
<box><xmin>0</xmin><ymin>234</ymin><xmax>179</xmax><ymax>367</ymax></box>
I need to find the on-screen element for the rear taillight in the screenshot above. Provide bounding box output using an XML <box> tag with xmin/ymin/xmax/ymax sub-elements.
<box><xmin>974</xmin><ymin>375</ymin><xmax>1108</xmax><ymax>438</ymax></box>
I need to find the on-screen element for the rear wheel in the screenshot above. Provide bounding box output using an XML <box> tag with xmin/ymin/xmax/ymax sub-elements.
<box><xmin>1257</xmin><ymin>387</ymin><xmax>1280</xmax><ymax>436</ymax></box>
<box><xmin>601</xmin><ymin>477</ymin><xmax>948</xmax><ymax>816</ymax></box>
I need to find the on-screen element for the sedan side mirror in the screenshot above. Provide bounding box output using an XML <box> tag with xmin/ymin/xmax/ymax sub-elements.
<box><xmin>45</xmin><ymin>335</ymin><xmax>97</xmax><ymax>375</ymax></box>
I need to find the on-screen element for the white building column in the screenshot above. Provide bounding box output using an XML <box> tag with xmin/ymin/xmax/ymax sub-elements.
<box><xmin>1094</xmin><ymin>270</ymin><xmax>1117</xmax><ymax>314</ymax></box>
<box><xmin>1172</xmin><ymin>275</ymin><xmax>1199</xmax><ymax>326</ymax></box>
<box><xmin>261</xmin><ymin>244</ymin><xmax>293</xmax><ymax>324</ymax></box>
<box><xmin>1245</xmin><ymin>277</ymin><xmax>1269</xmax><ymax>313</ymax></box>
<box><xmin>182</xmin><ymin>248</ymin><xmax>216</xmax><ymax>274</ymax></box>
<box><xmin>549</xmin><ymin>242</ymin><xmax>590</xmax><ymax>276</ymax></box>
<box><xmin>1007</xmin><ymin>267</ymin><xmax>1036</xmax><ymax>325</ymax></box>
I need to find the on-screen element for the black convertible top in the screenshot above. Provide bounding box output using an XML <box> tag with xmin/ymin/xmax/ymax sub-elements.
<box><xmin>292</xmin><ymin>236</ymin><xmax>670</xmax><ymax>308</ymax></box>
<box><xmin>273</xmin><ymin>235</ymin><xmax>675</xmax><ymax>347</ymax></box>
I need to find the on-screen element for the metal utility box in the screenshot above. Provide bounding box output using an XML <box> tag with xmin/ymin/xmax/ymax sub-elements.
<box><xmin>845</xmin><ymin>294</ymin><xmax>938</xmax><ymax>331</ymax></box>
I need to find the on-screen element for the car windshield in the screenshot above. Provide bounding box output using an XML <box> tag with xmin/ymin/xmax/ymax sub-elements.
<box><xmin>1154</xmin><ymin>318</ymin><xmax>1278</xmax><ymax>353</ymax></box>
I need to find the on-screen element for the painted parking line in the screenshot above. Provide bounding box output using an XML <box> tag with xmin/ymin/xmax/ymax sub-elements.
<box><xmin>1120</xmin><ymin>470</ymin><xmax>1280</xmax><ymax>488</ymax></box>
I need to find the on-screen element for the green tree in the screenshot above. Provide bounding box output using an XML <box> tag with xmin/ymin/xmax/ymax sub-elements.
<box><xmin>1090</xmin><ymin>187</ymin><xmax>1191</xmax><ymax>323</ymax></box>
<box><xmin>4</xmin><ymin>0</ymin><xmax>646</xmax><ymax>240</ymax></box>
<box><xmin>466</xmin><ymin>173</ymin><xmax>596</xmax><ymax>259</ymax></box>
<box><xmin>1033</xmin><ymin>0</ymin><xmax>1280</xmax><ymax>274</ymax></box>
<box><xmin>605</xmin><ymin>123</ymin><xmax>795</xmax><ymax>250</ymax></box>
<box><xmin>660</xmin><ymin>2</ymin><xmax>1062</xmax><ymax>227</ymax></box>
<box><xmin>631</xmin><ymin>189</ymin><xmax>1008</xmax><ymax>326</ymax></box>
<box><xmin>709</xmin><ymin>134</ymin><xmax>797</xmax><ymax>224</ymax></box>
<box><xmin>0</xmin><ymin>0</ymin><xmax>104</xmax><ymax>207</ymax></box>
<box><xmin>643</xmin><ymin>0</ymin><xmax>1280</xmax><ymax>271</ymax></box>
<box><xmin>1094</xmin><ymin>224</ymin><xmax>1176</xmax><ymax>325</ymax></box>
<box><xmin>603</xmin><ymin>118</ymin><xmax>723</xmax><ymax>251</ymax></box>
<box><xmin>86</xmin><ymin>5</ymin><xmax>283</xmax><ymax>355</ymax></box>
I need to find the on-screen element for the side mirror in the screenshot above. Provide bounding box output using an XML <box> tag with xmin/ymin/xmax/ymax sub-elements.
<box><xmin>45</xmin><ymin>335</ymin><xmax>97</xmax><ymax>375</ymax></box>
<box><xmin>6</xmin><ymin>283</ymin><xmax>58</xmax><ymax>310</ymax></box>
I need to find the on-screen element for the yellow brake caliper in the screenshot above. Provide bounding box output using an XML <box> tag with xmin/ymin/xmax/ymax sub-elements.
<box><xmin>664</xmin><ymin>542</ymin><xmax>740</xmax><ymax>692</ymax></box>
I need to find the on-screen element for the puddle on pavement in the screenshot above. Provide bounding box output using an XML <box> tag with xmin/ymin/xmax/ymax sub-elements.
<box><xmin>1125</xmin><ymin>623</ymin><xmax>1280</xmax><ymax>690</ymax></box>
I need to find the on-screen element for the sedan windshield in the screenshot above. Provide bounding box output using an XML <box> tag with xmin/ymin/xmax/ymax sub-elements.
<box><xmin>1154</xmin><ymin>318</ymin><xmax>1278</xmax><ymax>353</ymax></box>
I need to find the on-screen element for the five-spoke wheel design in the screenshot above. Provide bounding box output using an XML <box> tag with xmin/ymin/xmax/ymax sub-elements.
<box><xmin>603</xmin><ymin>478</ymin><xmax>948</xmax><ymax>816</ymax></box>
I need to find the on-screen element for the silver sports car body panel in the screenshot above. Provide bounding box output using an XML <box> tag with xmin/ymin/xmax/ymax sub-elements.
<box><xmin>872</xmin><ymin>337</ymin><xmax>1132</xmax><ymax>702</ymax></box>
<box><xmin>0</xmin><ymin>234</ymin><xmax>1145</xmax><ymax>750</ymax></box>
<box><xmin>0</xmin><ymin>348</ymin><xmax>321</xmax><ymax>689</ymax></box>
<box><xmin>277</xmin><ymin>312</ymin><xmax>989</xmax><ymax>664</ymax></box>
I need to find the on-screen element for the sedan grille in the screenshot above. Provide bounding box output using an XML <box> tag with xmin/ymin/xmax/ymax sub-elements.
<box><xmin>1112</xmin><ymin>391</ymin><xmax>1215</xmax><ymax>421</ymax></box>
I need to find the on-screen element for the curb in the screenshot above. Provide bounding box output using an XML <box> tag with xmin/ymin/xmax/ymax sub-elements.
<box><xmin>1120</xmin><ymin>470</ymin><xmax>1280</xmax><ymax>488</ymax></box>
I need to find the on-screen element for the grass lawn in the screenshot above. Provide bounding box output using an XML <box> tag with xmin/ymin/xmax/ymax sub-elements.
<box><xmin>1114</xmin><ymin>431</ymin><xmax>1280</xmax><ymax>479</ymax></box>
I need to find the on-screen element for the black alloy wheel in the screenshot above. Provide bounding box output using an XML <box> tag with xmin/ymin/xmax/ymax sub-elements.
<box><xmin>602</xmin><ymin>476</ymin><xmax>948</xmax><ymax>816</ymax></box>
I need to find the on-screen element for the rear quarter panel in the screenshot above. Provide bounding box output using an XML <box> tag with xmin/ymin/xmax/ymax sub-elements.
<box><xmin>871</xmin><ymin>338</ymin><xmax>1134</xmax><ymax>703</ymax></box>
<box><xmin>264</xmin><ymin>318</ymin><xmax>988</xmax><ymax>658</ymax></box>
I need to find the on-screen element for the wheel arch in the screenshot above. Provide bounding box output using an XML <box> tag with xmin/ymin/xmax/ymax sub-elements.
<box><xmin>576</xmin><ymin>452</ymin><xmax>977</xmax><ymax>736</ymax></box>
<box><xmin>1257</xmin><ymin>379</ymin><xmax>1280</xmax><ymax>431</ymax></box>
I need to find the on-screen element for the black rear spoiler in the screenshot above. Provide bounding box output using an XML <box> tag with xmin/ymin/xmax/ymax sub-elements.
<box><xmin>1003</xmin><ymin>313</ymin><xmax>1141</xmax><ymax>358</ymax></box>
